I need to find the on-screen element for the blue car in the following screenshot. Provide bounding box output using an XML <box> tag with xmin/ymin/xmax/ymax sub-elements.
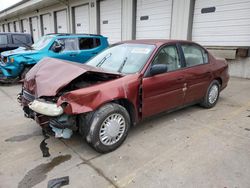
<box><xmin>0</xmin><ymin>33</ymin><xmax>109</xmax><ymax>82</ymax></box>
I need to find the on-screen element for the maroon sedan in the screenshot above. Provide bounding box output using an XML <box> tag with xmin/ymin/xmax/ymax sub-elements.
<box><xmin>19</xmin><ymin>40</ymin><xmax>229</xmax><ymax>153</ymax></box>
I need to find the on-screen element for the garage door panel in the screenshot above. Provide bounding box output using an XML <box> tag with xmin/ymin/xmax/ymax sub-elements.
<box><xmin>192</xmin><ymin>0</ymin><xmax>250</xmax><ymax>46</ymax></box>
<box><xmin>41</xmin><ymin>14</ymin><xmax>51</xmax><ymax>35</ymax></box>
<box><xmin>56</xmin><ymin>10</ymin><xmax>68</xmax><ymax>33</ymax></box>
<box><xmin>194</xmin><ymin>10</ymin><xmax>250</xmax><ymax>22</ymax></box>
<box><xmin>74</xmin><ymin>5</ymin><xmax>89</xmax><ymax>33</ymax></box>
<box><xmin>100</xmin><ymin>0</ymin><xmax>122</xmax><ymax>44</ymax></box>
<box><xmin>194</xmin><ymin>0</ymin><xmax>250</xmax><ymax>8</ymax></box>
<box><xmin>193</xmin><ymin>19</ymin><xmax>250</xmax><ymax>28</ymax></box>
<box><xmin>31</xmin><ymin>17</ymin><xmax>39</xmax><ymax>42</ymax></box>
<box><xmin>136</xmin><ymin>0</ymin><xmax>172</xmax><ymax>39</ymax></box>
<box><xmin>14</xmin><ymin>21</ymin><xmax>20</xmax><ymax>32</ymax></box>
<box><xmin>22</xmin><ymin>20</ymin><xmax>29</xmax><ymax>33</ymax></box>
<box><xmin>193</xmin><ymin>25</ymin><xmax>250</xmax><ymax>36</ymax></box>
<box><xmin>9</xmin><ymin>23</ymin><xmax>14</xmax><ymax>32</ymax></box>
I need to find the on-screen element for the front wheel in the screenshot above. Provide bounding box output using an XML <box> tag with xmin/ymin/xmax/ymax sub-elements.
<box><xmin>86</xmin><ymin>103</ymin><xmax>130</xmax><ymax>153</ymax></box>
<box><xmin>200</xmin><ymin>80</ymin><xmax>220</xmax><ymax>108</ymax></box>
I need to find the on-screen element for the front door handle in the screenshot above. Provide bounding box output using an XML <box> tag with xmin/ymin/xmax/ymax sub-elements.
<box><xmin>92</xmin><ymin>52</ymin><xmax>98</xmax><ymax>55</ymax></box>
<box><xmin>69</xmin><ymin>54</ymin><xmax>77</xmax><ymax>57</ymax></box>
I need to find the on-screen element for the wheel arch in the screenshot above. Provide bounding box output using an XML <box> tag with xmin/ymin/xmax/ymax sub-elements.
<box><xmin>110</xmin><ymin>98</ymin><xmax>137</xmax><ymax>126</ymax></box>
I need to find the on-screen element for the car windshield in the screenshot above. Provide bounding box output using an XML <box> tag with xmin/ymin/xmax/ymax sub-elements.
<box><xmin>31</xmin><ymin>35</ymin><xmax>53</xmax><ymax>50</ymax></box>
<box><xmin>86</xmin><ymin>43</ymin><xmax>155</xmax><ymax>74</ymax></box>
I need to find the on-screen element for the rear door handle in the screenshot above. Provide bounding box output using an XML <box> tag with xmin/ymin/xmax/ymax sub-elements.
<box><xmin>92</xmin><ymin>52</ymin><xmax>98</xmax><ymax>55</ymax></box>
<box><xmin>69</xmin><ymin>54</ymin><xmax>77</xmax><ymax>57</ymax></box>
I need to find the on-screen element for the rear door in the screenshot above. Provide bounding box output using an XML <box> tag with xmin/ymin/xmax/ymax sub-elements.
<box><xmin>179</xmin><ymin>43</ymin><xmax>212</xmax><ymax>104</ymax></box>
<box><xmin>77</xmin><ymin>37</ymin><xmax>103</xmax><ymax>63</ymax></box>
<box><xmin>142</xmin><ymin>44</ymin><xmax>186</xmax><ymax>118</ymax></box>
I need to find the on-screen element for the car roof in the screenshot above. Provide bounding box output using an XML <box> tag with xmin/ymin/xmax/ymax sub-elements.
<box><xmin>46</xmin><ymin>33</ymin><xmax>105</xmax><ymax>38</ymax></box>
<box><xmin>121</xmin><ymin>39</ymin><xmax>196</xmax><ymax>47</ymax></box>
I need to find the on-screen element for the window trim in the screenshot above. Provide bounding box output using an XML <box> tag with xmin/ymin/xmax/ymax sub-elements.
<box><xmin>178</xmin><ymin>42</ymin><xmax>210</xmax><ymax>69</ymax></box>
<box><xmin>144</xmin><ymin>44</ymin><xmax>184</xmax><ymax>77</ymax></box>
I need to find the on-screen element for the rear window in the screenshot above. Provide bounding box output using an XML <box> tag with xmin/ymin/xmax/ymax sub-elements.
<box><xmin>79</xmin><ymin>38</ymin><xmax>101</xmax><ymax>50</ymax></box>
<box><xmin>0</xmin><ymin>35</ymin><xmax>8</xmax><ymax>45</ymax></box>
<box><xmin>12</xmin><ymin>35</ymin><xmax>28</xmax><ymax>44</ymax></box>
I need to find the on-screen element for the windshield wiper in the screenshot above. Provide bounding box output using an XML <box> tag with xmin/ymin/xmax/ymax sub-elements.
<box><xmin>96</xmin><ymin>53</ymin><xmax>112</xmax><ymax>67</ymax></box>
<box><xmin>117</xmin><ymin>57</ymin><xmax>128</xmax><ymax>73</ymax></box>
<box><xmin>13</xmin><ymin>38</ymin><xmax>33</xmax><ymax>50</ymax></box>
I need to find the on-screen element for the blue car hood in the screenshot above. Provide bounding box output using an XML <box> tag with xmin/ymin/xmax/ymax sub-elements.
<box><xmin>1</xmin><ymin>47</ymin><xmax>39</xmax><ymax>57</ymax></box>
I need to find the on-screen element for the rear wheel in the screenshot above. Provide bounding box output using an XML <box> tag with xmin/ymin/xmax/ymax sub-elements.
<box><xmin>85</xmin><ymin>103</ymin><xmax>130</xmax><ymax>153</ymax></box>
<box><xmin>200</xmin><ymin>80</ymin><xmax>220</xmax><ymax>108</ymax></box>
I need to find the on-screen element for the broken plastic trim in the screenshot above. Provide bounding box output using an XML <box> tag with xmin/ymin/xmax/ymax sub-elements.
<box><xmin>28</xmin><ymin>100</ymin><xmax>63</xmax><ymax>116</ymax></box>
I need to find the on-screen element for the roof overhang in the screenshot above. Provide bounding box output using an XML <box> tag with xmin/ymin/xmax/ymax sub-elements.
<box><xmin>0</xmin><ymin>0</ymin><xmax>64</xmax><ymax>21</ymax></box>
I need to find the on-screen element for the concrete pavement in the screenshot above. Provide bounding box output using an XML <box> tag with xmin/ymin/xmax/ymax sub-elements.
<box><xmin>0</xmin><ymin>77</ymin><xmax>250</xmax><ymax>188</ymax></box>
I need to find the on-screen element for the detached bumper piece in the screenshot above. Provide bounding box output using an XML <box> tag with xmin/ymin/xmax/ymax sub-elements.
<box><xmin>28</xmin><ymin>100</ymin><xmax>63</xmax><ymax>117</ymax></box>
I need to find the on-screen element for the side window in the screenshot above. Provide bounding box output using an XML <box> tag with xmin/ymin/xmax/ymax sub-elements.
<box><xmin>53</xmin><ymin>38</ymin><xmax>79</xmax><ymax>52</ymax></box>
<box><xmin>12</xmin><ymin>35</ymin><xmax>28</xmax><ymax>44</ymax></box>
<box><xmin>79</xmin><ymin>38</ymin><xmax>101</xmax><ymax>50</ymax></box>
<box><xmin>152</xmin><ymin>45</ymin><xmax>181</xmax><ymax>72</ymax></box>
<box><xmin>0</xmin><ymin>35</ymin><xmax>8</xmax><ymax>45</ymax></box>
<box><xmin>181</xmin><ymin>44</ymin><xmax>208</xmax><ymax>67</ymax></box>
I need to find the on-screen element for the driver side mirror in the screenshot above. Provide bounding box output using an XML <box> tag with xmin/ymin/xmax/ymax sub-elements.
<box><xmin>150</xmin><ymin>64</ymin><xmax>168</xmax><ymax>76</ymax></box>
<box><xmin>52</xmin><ymin>44</ymin><xmax>62</xmax><ymax>53</ymax></box>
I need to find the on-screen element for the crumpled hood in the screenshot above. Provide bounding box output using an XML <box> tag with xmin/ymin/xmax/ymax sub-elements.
<box><xmin>24</xmin><ymin>57</ymin><xmax>121</xmax><ymax>97</ymax></box>
<box><xmin>1</xmin><ymin>47</ymin><xmax>38</xmax><ymax>57</ymax></box>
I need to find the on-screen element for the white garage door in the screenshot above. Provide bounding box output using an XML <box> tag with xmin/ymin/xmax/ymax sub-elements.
<box><xmin>9</xmin><ymin>23</ymin><xmax>15</xmax><ymax>32</ymax></box>
<box><xmin>74</xmin><ymin>5</ymin><xmax>90</xmax><ymax>33</ymax></box>
<box><xmin>136</xmin><ymin>0</ymin><xmax>173</xmax><ymax>39</ymax></box>
<box><xmin>21</xmin><ymin>19</ymin><xmax>29</xmax><ymax>33</ymax></box>
<box><xmin>4</xmin><ymin>24</ymin><xmax>8</xmax><ymax>32</ymax></box>
<box><xmin>41</xmin><ymin>14</ymin><xmax>51</xmax><ymax>35</ymax></box>
<box><xmin>14</xmin><ymin>21</ymin><xmax>20</xmax><ymax>32</ymax></box>
<box><xmin>55</xmin><ymin>10</ymin><xmax>68</xmax><ymax>33</ymax></box>
<box><xmin>100</xmin><ymin>0</ymin><xmax>122</xmax><ymax>44</ymax></box>
<box><xmin>31</xmin><ymin>17</ymin><xmax>39</xmax><ymax>42</ymax></box>
<box><xmin>192</xmin><ymin>0</ymin><xmax>250</xmax><ymax>46</ymax></box>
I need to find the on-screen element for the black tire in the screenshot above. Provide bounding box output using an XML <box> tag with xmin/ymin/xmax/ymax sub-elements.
<box><xmin>200</xmin><ymin>80</ymin><xmax>220</xmax><ymax>108</ymax></box>
<box><xmin>85</xmin><ymin>103</ymin><xmax>130</xmax><ymax>153</ymax></box>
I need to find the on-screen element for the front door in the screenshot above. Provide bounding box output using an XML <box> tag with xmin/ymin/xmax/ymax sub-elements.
<box><xmin>49</xmin><ymin>38</ymin><xmax>81</xmax><ymax>62</ymax></box>
<box><xmin>142</xmin><ymin>45</ymin><xmax>186</xmax><ymax>118</ymax></box>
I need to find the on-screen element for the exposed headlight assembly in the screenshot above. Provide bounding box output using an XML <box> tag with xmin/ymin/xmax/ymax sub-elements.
<box><xmin>28</xmin><ymin>100</ymin><xmax>63</xmax><ymax>116</ymax></box>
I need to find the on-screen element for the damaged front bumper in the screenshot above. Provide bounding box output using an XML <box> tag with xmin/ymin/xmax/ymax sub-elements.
<box><xmin>20</xmin><ymin>91</ymin><xmax>77</xmax><ymax>139</ymax></box>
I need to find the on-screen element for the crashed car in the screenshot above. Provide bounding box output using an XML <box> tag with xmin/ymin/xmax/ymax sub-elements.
<box><xmin>0</xmin><ymin>33</ymin><xmax>108</xmax><ymax>83</ymax></box>
<box><xmin>19</xmin><ymin>40</ymin><xmax>229</xmax><ymax>153</ymax></box>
